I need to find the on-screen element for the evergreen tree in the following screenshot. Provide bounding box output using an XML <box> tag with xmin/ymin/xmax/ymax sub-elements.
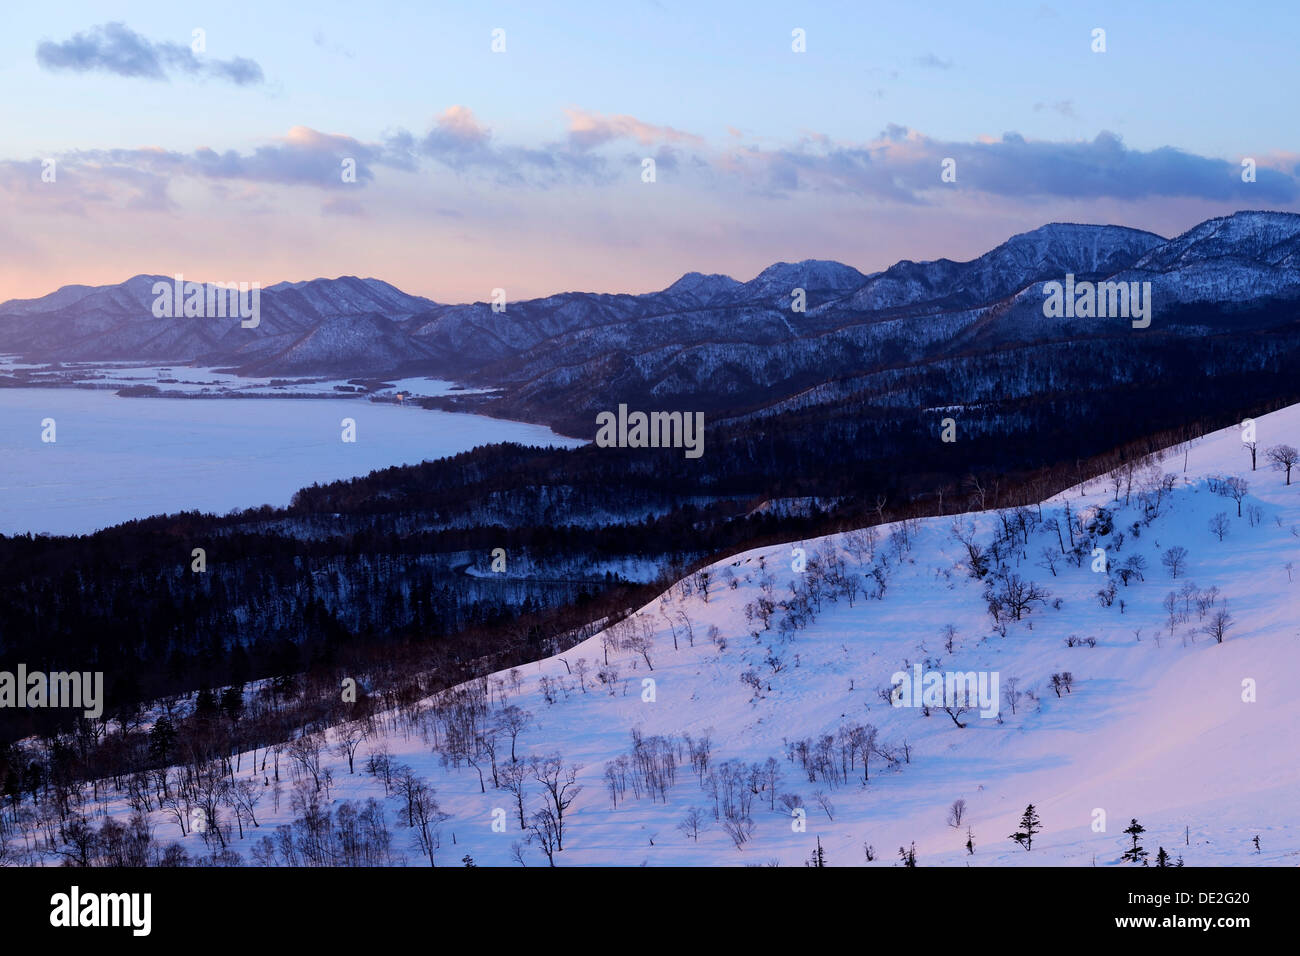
<box><xmin>1009</xmin><ymin>804</ymin><xmax>1042</xmax><ymax>851</ymax></box>
<box><xmin>898</xmin><ymin>842</ymin><xmax>917</xmax><ymax>867</ymax></box>
<box><xmin>1155</xmin><ymin>846</ymin><xmax>1170</xmax><ymax>867</ymax></box>
<box><xmin>148</xmin><ymin>715</ymin><xmax>177</xmax><ymax>764</ymax></box>
<box><xmin>1122</xmin><ymin>818</ymin><xmax>1148</xmax><ymax>865</ymax></box>
<box><xmin>220</xmin><ymin>684</ymin><xmax>244</xmax><ymax>722</ymax></box>
<box><xmin>194</xmin><ymin>686</ymin><xmax>218</xmax><ymax>719</ymax></box>
<box><xmin>806</xmin><ymin>836</ymin><xmax>827</xmax><ymax>867</ymax></box>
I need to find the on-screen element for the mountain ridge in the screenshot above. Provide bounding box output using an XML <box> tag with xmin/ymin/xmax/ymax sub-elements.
<box><xmin>4</xmin><ymin>211</ymin><xmax>1300</xmax><ymax>430</ymax></box>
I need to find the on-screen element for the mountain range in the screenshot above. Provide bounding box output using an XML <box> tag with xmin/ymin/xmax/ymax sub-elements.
<box><xmin>3</xmin><ymin>210</ymin><xmax>1300</xmax><ymax>433</ymax></box>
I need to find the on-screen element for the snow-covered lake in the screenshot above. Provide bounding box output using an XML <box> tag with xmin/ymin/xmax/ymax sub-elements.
<box><xmin>0</xmin><ymin>387</ymin><xmax>583</xmax><ymax>536</ymax></box>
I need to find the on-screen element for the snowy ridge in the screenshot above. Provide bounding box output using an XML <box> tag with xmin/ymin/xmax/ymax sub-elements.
<box><xmin>4</xmin><ymin>212</ymin><xmax>1299</xmax><ymax>405</ymax></box>
<box><xmin>28</xmin><ymin>403</ymin><xmax>1300</xmax><ymax>866</ymax></box>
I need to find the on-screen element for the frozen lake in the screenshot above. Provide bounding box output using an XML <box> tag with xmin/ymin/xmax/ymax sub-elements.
<box><xmin>0</xmin><ymin>388</ymin><xmax>583</xmax><ymax>536</ymax></box>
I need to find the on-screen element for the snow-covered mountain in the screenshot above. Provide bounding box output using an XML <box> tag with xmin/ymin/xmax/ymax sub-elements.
<box><xmin>657</xmin><ymin>272</ymin><xmax>746</xmax><ymax>308</ymax></box>
<box><xmin>4</xmin><ymin>213</ymin><xmax>1299</xmax><ymax>407</ymax></box>
<box><xmin>0</xmin><ymin>275</ymin><xmax>436</xmax><ymax>374</ymax></box>
<box><xmin>1135</xmin><ymin>210</ymin><xmax>1300</xmax><ymax>270</ymax></box>
<box><xmin>737</xmin><ymin>259</ymin><xmax>870</xmax><ymax>304</ymax></box>
<box><xmin>843</xmin><ymin>222</ymin><xmax>1164</xmax><ymax>314</ymax></box>
<box><xmin>20</xmin><ymin>402</ymin><xmax>1297</xmax><ymax>866</ymax></box>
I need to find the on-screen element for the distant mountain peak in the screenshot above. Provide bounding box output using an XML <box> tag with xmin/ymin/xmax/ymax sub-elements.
<box><xmin>1002</xmin><ymin>220</ymin><xmax>1167</xmax><ymax>246</ymax></box>
<box><xmin>5</xmin><ymin>211</ymin><xmax>1300</xmax><ymax>385</ymax></box>
<box><xmin>664</xmin><ymin>271</ymin><xmax>742</xmax><ymax>292</ymax></box>
<box><xmin>1137</xmin><ymin>209</ymin><xmax>1300</xmax><ymax>270</ymax></box>
<box><xmin>749</xmin><ymin>259</ymin><xmax>867</xmax><ymax>287</ymax></box>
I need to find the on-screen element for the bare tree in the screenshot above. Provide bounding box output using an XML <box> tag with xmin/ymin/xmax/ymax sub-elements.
<box><xmin>497</xmin><ymin>705</ymin><xmax>531</xmax><ymax>763</ymax></box>
<box><xmin>159</xmin><ymin>791</ymin><xmax>190</xmax><ymax>837</ymax></box>
<box><xmin>499</xmin><ymin>760</ymin><xmax>529</xmax><ymax>830</ymax></box>
<box><xmin>844</xmin><ymin>527</ymin><xmax>877</xmax><ymax>564</ymax></box>
<box><xmin>1266</xmin><ymin>444</ymin><xmax>1299</xmax><ymax>485</ymax></box>
<box><xmin>1161</xmin><ymin>546</ymin><xmax>1189</xmax><ymax>580</ymax></box>
<box><xmin>600</xmin><ymin>626</ymin><xmax>618</xmax><ymax>666</ymax></box>
<box><xmin>532</xmin><ymin>756</ymin><xmax>582</xmax><ymax>852</ymax></box>
<box><xmin>479</xmin><ymin>733</ymin><xmax>501</xmax><ymax>789</ymax></box>
<box><xmin>1220</xmin><ymin>476</ymin><xmax>1249</xmax><ymax>517</ymax></box>
<box><xmin>287</xmin><ymin>733</ymin><xmax>324</xmax><ymax>792</ymax></box>
<box><xmin>1163</xmin><ymin>591</ymin><xmax>1181</xmax><ymax>638</ymax></box>
<box><xmin>1208</xmin><ymin>512</ymin><xmax>1230</xmax><ymax>542</ymax></box>
<box><xmin>1118</xmin><ymin>554</ymin><xmax>1147</xmax><ymax>586</ymax></box>
<box><xmin>1003</xmin><ymin>676</ymin><xmax>1022</xmax><ymax>716</ymax></box>
<box><xmin>395</xmin><ymin>770</ymin><xmax>449</xmax><ymax>866</ymax></box>
<box><xmin>622</xmin><ymin>619</ymin><xmax>655</xmax><ymax>671</ymax></box>
<box><xmin>1203</xmin><ymin>607</ymin><xmax>1234</xmax><ymax>644</ymax></box>
<box><xmin>812</xmin><ymin>789</ymin><xmax>835</xmax><ymax>821</ymax></box>
<box><xmin>991</xmin><ymin>573</ymin><xmax>1051</xmax><ymax>621</ymax></box>
<box><xmin>1037</xmin><ymin>546</ymin><xmax>1060</xmax><ymax>577</ymax></box>
<box><xmin>509</xmin><ymin>840</ymin><xmax>528</xmax><ymax>867</ymax></box>
<box><xmin>947</xmin><ymin>798</ymin><xmax>967</xmax><ymax>829</ymax></box>
<box><xmin>529</xmin><ymin>809</ymin><xmax>559</xmax><ymax>866</ymax></box>
<box><xmin>943</xmin><ymin>703</ymin><xmax>971</xmax><ymax>728</ymax></box>
<box><xmin>707</xmin><ymin>624</ymin><xmax>725</xmax><ymax>652</ymax></box>
<box><xmin>223</xmin><ymin>778</ymin><xmax>262</xmax><ymax>839</ymax></box>
<box><xmin>333</xmin><ymin>723</ymin><xmax>367</xmax><ymax>774</ymax></box>
<box><xmin>941</xmin><ymin>623</ymin><xmax>958</xmax><ymax>653</ymax></box>
<box><xmin>721</xmin><ymin>816</ymin><xmax>755</xmax><ymax>849</ymax></box>
<box><xmin>675</xmin><ymin>608</ymin><xmax>696</xmax><ymax>647</ymax></box>
<box><xmin>678</xmin><ymin>807</ymin><xmax>708</xmax><ymax>842</ymax></box>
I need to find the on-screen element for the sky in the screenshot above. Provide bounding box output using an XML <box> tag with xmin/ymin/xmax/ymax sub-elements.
<box><xmin>2</xmin><ymin>0</ymin><xmax>1298</xmax><ymax>304</ymax></box>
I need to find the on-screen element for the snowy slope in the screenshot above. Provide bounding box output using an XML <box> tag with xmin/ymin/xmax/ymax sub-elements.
<box><xmin>27</xmin><ymin>405</ymin><xmax>1300</xmax><ymax>866</ymax></box>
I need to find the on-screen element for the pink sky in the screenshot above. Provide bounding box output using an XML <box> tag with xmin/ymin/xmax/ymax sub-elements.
<box><xmin>3</xmin><ymin>113</ymin><xmax>1296</xmax><ymax>304</ymax></box>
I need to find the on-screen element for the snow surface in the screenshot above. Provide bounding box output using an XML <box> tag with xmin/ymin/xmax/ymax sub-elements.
<box><xmin>22</xmin><ymin>404</ymin><xmax>1300</xmax><ymax>866</ymax></box>
<box><xmin>0</xmin><ymin>357</ymin><xmax>487</xmax><ymax>398</ymax></box>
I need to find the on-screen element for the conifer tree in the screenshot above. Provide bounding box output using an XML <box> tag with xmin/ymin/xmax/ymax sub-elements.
<box><xmin>806</xmin><ymin>836</ymin><xmax>827</xmax><ymax>867</ymax></box>
<box><xmin>1009</xmin><ymin>804</ymin><xmax>1042</xmax><ymax>851</ymax></box>
<box><xmin>195</xmin><ymin>686</ymin><xmax>218</xmax><ymax>719</ymax></box>
<box><xmin>148</xmin><ymin>714</ymin><xmax>177</xmax><ymax>764</ymax></box>
<box><xmin>1122</xmin><ymin>818</ymin><xmax>1148</xmax><ymax>865</ymax></box>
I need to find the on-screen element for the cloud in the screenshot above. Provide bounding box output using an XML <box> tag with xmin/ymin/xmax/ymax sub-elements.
<box><xmin>15</xmin><ymin>110</ymin><xmax>614</xmax><ymax>206</ymax></box>
<box><xmin>565</xmin><ymin>108</ymin><xmax>705</xmax><ymax>150</ymax></box>
<box><xmin>50</xmin><ymin>126</ymin><xmax>417</xmax><ymax>201</ymax></box>
<box><xmin>418</xmin><ymin>106</ymin><xmax>611</xmax><ymax>185</ymax></box>
<box><xmin>36</xmin><ymin>22</ymin><xmax>264</xmax><ymax>86</ymax></box>
<box><xmin>914</xmin><ymin>53</ymin><xmax>953</xmax><ymax>70</ymax></box>
<box><xmin>715</xmin><ymin>127</ymin><xmax>1299</xmax><ymax>204</ymax></box>
<box><xmin>419</xmin><ymin>106</ymin><xmax>493</xmax><ymax>163</ymax></box>
<box><xmin>311</xmin><ymin>29</ymin><xmax>354</xmax><ymax>59</ymax></box>
<box><xmin>1033</xmin><ymin>100</ymin><xmax>1077</xmax><ymax>118</ymax></box>
<box><xmin>0</xmin><ymin>157</ymin><xmax>173</xmax><ymax>216</ymax></box>
<box><xmin>432</xmin><ymin>106</ymin><xmax>491</xmax><ymax>146</ymax></box>
<box><xmin>11</xmin><ymin>113</ymin><xmax>1298</xmax><ymax>212</ymax></box>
